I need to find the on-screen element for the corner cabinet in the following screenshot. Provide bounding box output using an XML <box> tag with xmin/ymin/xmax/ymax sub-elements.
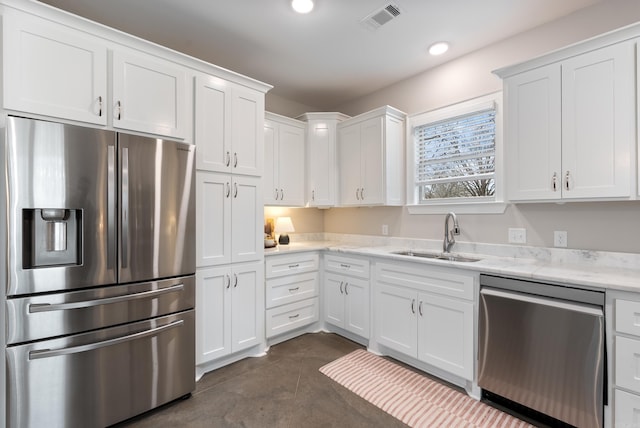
<box><xmin>264</xmin><ymin>112</ymin><xmax>305</xmax><ymax>206</ymax></box>
<box><xmin>500</xmin><ymin>40</ymin><xmax>635</xmax><ymax>201</ymax></box>
<box><xmin>297</xmin><ymin>112</ymin><xmax>350</xmax><ymax>207</ymax></box>
<box><xmin>337</xmin><ymin>106</ymin><xmax>406</xmax><ymax>206</ymax></box>
<box><xmin>374</xmin><ymin>261</ymin><xmax>476</xmax><ymax>381</ymax></box>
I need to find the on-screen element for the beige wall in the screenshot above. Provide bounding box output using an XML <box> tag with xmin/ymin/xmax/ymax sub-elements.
<box><xmin>266</xmin><ymin>0</ymin><xmax>640</xmax><ymax>254</ymax></box>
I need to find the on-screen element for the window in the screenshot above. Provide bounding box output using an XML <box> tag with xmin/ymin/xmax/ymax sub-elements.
<box><xmin>407</xmin><ymin>92</ymin><xmax>504</xmax><ymax>214</ymax></box>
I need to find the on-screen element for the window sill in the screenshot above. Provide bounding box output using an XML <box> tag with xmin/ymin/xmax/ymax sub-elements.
<box><xmin>406</xmin><ymin>201</ymin><xmax>507</xmax><ymax>215</ymax></box>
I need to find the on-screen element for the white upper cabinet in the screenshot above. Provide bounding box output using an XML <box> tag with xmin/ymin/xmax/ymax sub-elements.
<box><xmin>3</xmin><ymin>10</ymin><xmax>108</xmax><ymax>125</ymax></box>
<box><xmin>264</xmin><ymin>113</ymin><xmax>305</xmax><ymax>206</ymax></box>
<box><xmin>298</xmin><ymin>112</ymin><xmax>350</xmax><ymax>207</ymax></box>
<box><xmin>501</xmin><ymin>40</ymin><xmax>635</xmax><ymax>201</ymax></box>
<box><xmin>195</xmin><ymin>76</ymin><xmax>265</xmax><ymax>176</ymax></box>
<box><xmin>112</xmin><ymin>49</ymin><xmax>188</xmax><ymax>139</ymax></box>
<box><xmin>337</xmin><ymin>106</ymin><xmax>405</xmax><ymax>207</ymax></box>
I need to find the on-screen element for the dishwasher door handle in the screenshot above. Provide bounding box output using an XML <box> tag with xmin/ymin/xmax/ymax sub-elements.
<box><xmin>480</xmin><ymin>287</ymin><xmax>603</xmax><ymax>316</ymax></box>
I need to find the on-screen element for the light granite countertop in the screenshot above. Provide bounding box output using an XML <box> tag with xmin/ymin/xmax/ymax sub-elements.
<box><xmin>264</xmin><ymin>234</ymin><xmax>640</xmax><ymax>293</ymax></box>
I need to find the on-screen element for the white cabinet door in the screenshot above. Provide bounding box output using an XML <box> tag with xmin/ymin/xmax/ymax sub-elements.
<box><xmin>112</xmin><ymin>49</ymin><xmax>188</xmax><ymax>139</ymax></box>
<box><xmin>263</xmin><ymin>119</ymin><xmax>279</xmax><ymax>204</ymax></box>
<box><xmin>375</xmin><ymin>283</ymin><xmax>417</xmax><ymax>357</ymax></box>
<box><xmin>232</xmin><ymin>86</ymin><xmax>264</xmax><ymax>176</ymax></box>
<box><xmin>196</xmin><ymin>172</ymin><xmax>232</xmax><ymax>267</ymax></box>
<box><xmin>505</xmin><ymin>64</ymin><xmax>562</xmax><ymax>201</ymax></box>
<box><xmin>417</xmin><ymin>293</ymin><xmax>474</xmax><ymax>379</ymax></box>
<box><xmin>307</xmin><ymin>122</ymin><xmax>334</xmax><ymax>206</ymax></box>
<box><xmin>264</xmin><ymin>115</ymin><xmax>305</xmax><ymax>206</ymax></box>
<box><xmin>338</xmin><ymin>123</ymin><xmax>362</xmax><ymax>206</ymax></box>
<box><xmin>195</xmin><ymin>75</ymin><xmax>232</xmax><ymax>172</ymax></box>
<box><xmin>360</xmin><ymin>117</ymin><xmax>384</xmax><ymax>205</ymax></box>
<box><xmin>324</xmin><ymin>273</ymin><xmax>346</xmax><ymax>328</ymax></box>
<box><xmin>3</xmin><ymin>10</ymin><xmax>107</xmax><ymax>125</ymax></box>
<box><xmin>230</xmin><ymin>262</ymin><xmax>263</xmax><ymax>352</ymax></box>
<box><xmin>561</xmin><ymin>42</ymin><xmax>634</xmax><ymax>199</ymax></box>
<box><xmin>196</xmin><ymin>266</ymin><xmax>231</xmax><ymax>363</ymax></box>
<box><xmin>278</xmin><ymin>123</ymin><xmax>305</xmax><ymax>205</ymax></box>
<box><xmin>196</xmin><ymin>173</ymin><xmax>261</xmax><ymax>267</ymax></box>
<box><xmin>344</xmin><ymin>277</ymin><xmax>370</xmax><ymax>338</ymax></box>
<box><xmin>231</xmin><ymin>175</ymin><xmax>262</xmax><ymax>263</ymax></box>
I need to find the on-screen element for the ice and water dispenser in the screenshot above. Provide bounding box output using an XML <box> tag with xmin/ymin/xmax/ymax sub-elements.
<box><xmin>23</xmin><ymin>208</ymin><xmax>82</xmax><ymax>268</ymax></box>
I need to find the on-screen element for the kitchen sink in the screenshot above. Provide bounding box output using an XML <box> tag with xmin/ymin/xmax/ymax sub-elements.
<box><xmin>391</xmin><ymin>250</ymin><xmax>480</xmax><ymax>263</ymax></box>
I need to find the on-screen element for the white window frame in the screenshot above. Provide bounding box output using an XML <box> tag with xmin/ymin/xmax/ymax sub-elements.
<box><xmin>406</xmin><ymin>92</ymin><xmax>506</xmax><ymax>214</ymax></box>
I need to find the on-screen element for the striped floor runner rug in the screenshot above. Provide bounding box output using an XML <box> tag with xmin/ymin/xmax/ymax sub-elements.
<box><xmin>319</xmin><ymin>349</ymin><xmax>533</xmax><ymax>428</ymax></box>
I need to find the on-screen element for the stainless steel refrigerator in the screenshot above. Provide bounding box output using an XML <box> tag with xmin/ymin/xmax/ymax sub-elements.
<box><xmin>2</xmin><ymin>116</ymin><xmax>196</xmax><ymax>428</ymax></box>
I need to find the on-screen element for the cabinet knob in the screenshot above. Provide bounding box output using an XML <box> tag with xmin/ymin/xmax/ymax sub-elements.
<box><xmin>311</xmin><ymin>190</ymin><xmax>315</xmax><ymax>201</ymax></box>
<box><xmin>233</xmin><ymin>273</ymin><xmax>238</xmax><ymax>288</ymax></box>
<box><xmin>565</xmin><ymin>171</ymin><xmax>571</xmax><ymax>191</ymax></box>
<box><xmin>274</xmin><ymin>188</ymin><xmax>279</xmax><ymax>200</ymax></box>
<box><xmin>115</xmin><ymin>100</ymin><xmax>122</xmax><ymax>120</ymax></box>
<box><xmin>225</xmin><ymin>151</ymin><xmax>231</xmax><ymax>167</ymax></box>
<box><xmin>280</xmin><ymin>189</ymin><xmax>284</xmax><ymax>200</ymax></box>
<box><xmin>552</xmin><ymin>172</ymin><xmax>558</xmax><ymax>192</ymax></box>
<box><xmin>234</xmin><ymin>182</ymin><xmax>238</xmax><ymax>198</ymax></box>
<box><xmin>225</xmin><ymin>274</ymin><xmax>231</xmax><ymax>289</ymax></box>
<box><xmin>355</xmin><ymin>188</ymin><xmax>359</xmax><ymax>200</ymax></box>
<box><xmin>226</xmin><ymin>182</ymin><xmax>231</xmax><ymax>198</ymax></box>
<box><xmin>97</xmin><ymin>96</ymin><xmax>103</xmax><ymax>117</ymax></box>
<box><xmin>361</xmin><ymin>188</ymin><xmax>365</xmax><ymax>200</ymax></box>
<box><xmin>234</xmin><ymin>152</ymin><xmax>238</xmax><ymax>168</ymax></box>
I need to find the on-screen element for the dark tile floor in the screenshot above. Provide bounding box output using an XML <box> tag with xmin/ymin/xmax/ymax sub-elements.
<box><xmin>117</xmin><ymin>332</ymin><xmax>409</xmax><ymax>428</ymax></box>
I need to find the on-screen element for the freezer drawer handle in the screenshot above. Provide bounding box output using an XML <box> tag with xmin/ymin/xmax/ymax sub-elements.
<box><xmin>28</xmin><ymin>319</ymin><xmax>184</xmax><ymax>360</ymax></box>
<box><xmin>28</xmin><ymin>284</ymin><xmax>185</xmax><ymax>313</ymax></box>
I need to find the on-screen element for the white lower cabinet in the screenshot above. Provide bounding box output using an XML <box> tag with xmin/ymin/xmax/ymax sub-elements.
<box><xmin>196</xmin><ymin>262</ymin><xmax>264</xmax><ymax>364</ymax></box>
<box><xmin>323</xmin><ymin>255</ymin><xmax>370</xmax><ymax>339</ymax></box>
<box><xmin>374</xmin><ymin>261</ymin><xmax>476</xmax><ymax>380</ymax></box>
<box><xmin>613</xmin><ymin>296</ymin><xmax>640</xmax><ymax>426</ymax></box>
<box><xmin>265</xmin><ymin>252</ymin><xmax>320</xmax><ymax>339</ymax></box>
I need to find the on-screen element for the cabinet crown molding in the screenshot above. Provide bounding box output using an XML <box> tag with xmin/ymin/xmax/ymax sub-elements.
<box><xmin>494</xmin><ymin>20</ymin><xmax>640</xmax><ymax>79</ymax></box>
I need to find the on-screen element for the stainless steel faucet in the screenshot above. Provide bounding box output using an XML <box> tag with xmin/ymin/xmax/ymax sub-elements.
<box><xmin>443</xmin><ymin>212</ymin><xmax>460</xmax><ymax>253</ymax></box>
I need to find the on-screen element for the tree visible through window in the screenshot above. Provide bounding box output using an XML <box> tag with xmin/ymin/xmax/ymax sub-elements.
<box><xmin>415</xmin><ymin>107</ymin><xmax>496</xmax><ymax>201</ymax></box>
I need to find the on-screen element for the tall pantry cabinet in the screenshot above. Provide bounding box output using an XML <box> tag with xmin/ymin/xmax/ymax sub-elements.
<box><xmin>194</xmin><ymin>76</ymin><xmax>268</xmax><ymax>375</ymax></box>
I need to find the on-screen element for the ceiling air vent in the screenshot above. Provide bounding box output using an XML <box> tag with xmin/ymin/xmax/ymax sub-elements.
<box><xmin>361</xmin><ymin>3</ymin><xmax>402</xmax><ymax>31</ymax></box>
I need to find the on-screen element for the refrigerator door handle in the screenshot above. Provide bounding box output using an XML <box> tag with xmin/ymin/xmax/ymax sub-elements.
<box><xmin>107</xmin><ymin>145</ymin><xmax>116</xmax><ymax>269</ymax></box>
<box><xmin>28</xmin><ymin>283</ymin><xmax>184</xmax><ymax>313</ymax></box>
<box><xmin>28</xmin><ymin>319</ymin><xmax>184</xmax><ymax>360</ymax></box>
<box><xmin>121</xmin><ymin>147</ymin><xmax>130</xmax><ymax>269</ymax></box>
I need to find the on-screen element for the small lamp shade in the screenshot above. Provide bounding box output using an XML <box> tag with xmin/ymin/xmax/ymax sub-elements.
<box><xmin>274</xmin><ymin>217</ymin><xmax>295</xmax><ymax>245</ymax></box>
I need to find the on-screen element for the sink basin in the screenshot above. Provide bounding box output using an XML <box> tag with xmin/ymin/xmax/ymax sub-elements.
<box><xmin>392</xmin><ymin>250</ymin><xmax>480</xmax><ymax>263</ymax></box>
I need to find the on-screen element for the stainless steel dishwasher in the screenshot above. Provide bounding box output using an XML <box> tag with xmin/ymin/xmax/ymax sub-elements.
<box><xmin>478</xmin><ymin>274</ymin><xmax>605</xmax><ymax>428</ymax></box>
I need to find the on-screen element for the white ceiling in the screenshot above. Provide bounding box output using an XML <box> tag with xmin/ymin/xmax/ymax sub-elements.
<box><xmin>38</xmin><ymin>0</ymin><xmax>603</xmax><ymax>110</ymax></box>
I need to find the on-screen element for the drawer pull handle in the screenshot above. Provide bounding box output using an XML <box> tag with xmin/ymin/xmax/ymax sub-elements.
<box><xmin>289</xmin><ymin>264</ymin><xmax>300</xmax><ymax>269</ymax></box>
<box><xmin>345</xmin><ymin>283</ymin><xmax>349</xmax><ymax>295</ymax></box>
<box><xmin>288</xmin><ymin>287</ymin><xmax>300</xmax><ymax>292</ymax></box>
<box><xmin>418</xmin><ymin>301</ymin><xmax>423</xmax><ymax>316</ymax></box>
<box><xmin>289</xmin><ymin>313</ymin><xmax>300</xmax><ymax>320</ymax></box>
<box><xmin>340</xmin><ymin>264</ymin><xmax>351</xmax><ymax>269</ymax></box>
<box><xmin>411</xmin><ymin>299</ymin><xmax>416</xmax><ymax>314</ymax></box>
<box><xmin>339</xmin><ymin>281</ymin><xmax>344</xmax><ymax>294</ymax></box>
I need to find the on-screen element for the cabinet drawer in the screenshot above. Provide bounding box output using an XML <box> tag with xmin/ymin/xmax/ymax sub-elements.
<box><xmin>616</xmin><ymin>336</ymin><xmax>640</xmax><ymax>394</ymax></box>
<box><xmin>616</xmin><ymin>299</ymin><xmax>640</xmax><ymax>336</ymax></box>
<box><xmin>375</xmin><ymin>262</ymin><xmax>475</xmax><ymax>301</ymax></box>
<box><xmin>266</xmin><ymin>297</ymin><xmax>319</xmax><ymax>338</ymax></box>
<box><xmin>266</xmin><ymin>253</ymin><xmax>319</xmax><ymax>278</ymax></box>
<box><xmin>324</xmin><ymin>254</ymin><xmax>369</xmax><ymax>279</ymax></box>
<box><xmin>615</xmin><ymin>389</ymin><xmax>640</xmax><ymax>427</ymax></box>
<box><xmin>266</xmin><ymin>272</ymin><xmax>319</xmax><ymax>309</ymax></box>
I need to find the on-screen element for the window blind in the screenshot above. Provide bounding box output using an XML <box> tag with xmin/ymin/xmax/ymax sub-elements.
<box><xmin>415</xmin><ymin>108</ymin><xmax>496</xmax><ymax>185</ymax></box>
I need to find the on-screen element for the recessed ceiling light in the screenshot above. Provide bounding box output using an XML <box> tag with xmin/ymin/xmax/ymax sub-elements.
<box><xmin>292</xmin><ymin>0</ymin><xmax>314</xmax><ymax>14</ymax></box>
<box><xmin>429</xmin><ymin>42</ymin><xmax>449</xmax><ymax>56</ymax></box>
